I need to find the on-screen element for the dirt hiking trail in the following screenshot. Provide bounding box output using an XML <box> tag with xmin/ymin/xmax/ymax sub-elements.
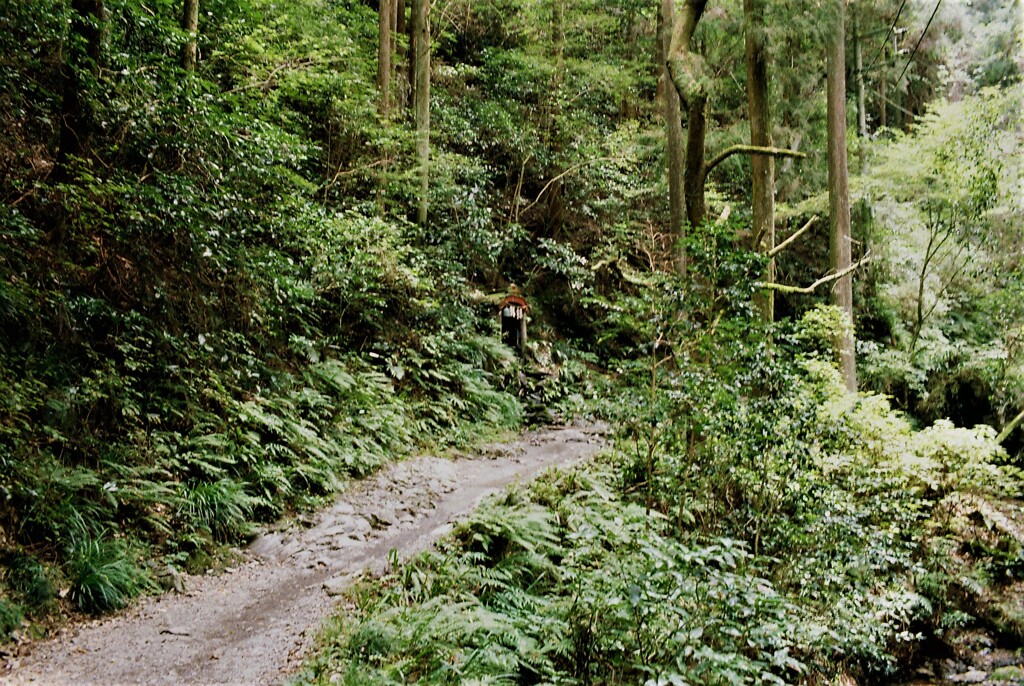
<box><xmin>3</xmin><ymin>424</ymin><xmax>605</xmax><ymax>686</ymax></box>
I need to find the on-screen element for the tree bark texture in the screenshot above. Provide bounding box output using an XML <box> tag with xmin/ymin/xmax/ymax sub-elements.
<box><xmin>744</xmin><ymin>0</ymin><xmax>774</xmax><ymax>321</ymax></box>
<box><xmin>659</xmin><ymin>0</ymin><xmax>686</xmax><ymax>275</ymax></box>
<box><xmin>412</xmin><ymin>0</ymin><xmax>430</xmax><ymax>225</ymax></box>
<box><xmin>181</xmin><ymin>0</ymin><xmax>199</xmax><ymax>71</ymax></box>
<box><xmin>545</xmin><ymin>0</ymin><xmax>565</xmax><ymax>236</ymax></box>
<box><xmin>378</xmin><ymin>0</ymin><xmax>392</xmax><ymax>115</ymax></box>
<box><xmin>826</xmin><ymin>0</ymin><xmax>857</xmax><ymax>392</ymax></box>
<box><xmin>407</xmin><ymin>0</ymin><xmax>417</xmax><ymax>110</ymax></box>
<box><xmin>667</xmin><ymin>0</ymin><xmax>709</xmax><ymax>228</ymax></box>
<box><xmin>390</xmin><ymin>0</ymin><xmax>398</xmax><ymax>66</ymax></box>
<box><xmin>853</xmin><ymin>11</ymin><xmax>867</xmax><ymax>137</ymax></box>
<box><xmin>396</xmin><ymin>0</ymin><xmax>406</xmax><ymax>39</ymax></box>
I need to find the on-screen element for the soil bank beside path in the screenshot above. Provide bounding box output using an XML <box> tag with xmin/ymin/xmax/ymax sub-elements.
<box><xmin>3</xmin><ymin>424</ymin><xmax>605</xmax><ymax>686</ymax></box>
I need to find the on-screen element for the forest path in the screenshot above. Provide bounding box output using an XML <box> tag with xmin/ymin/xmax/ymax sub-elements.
<box><xmin>4</xmin><ymin>424</ymin><xmax>605</xmax><ymax>686</ymax></box>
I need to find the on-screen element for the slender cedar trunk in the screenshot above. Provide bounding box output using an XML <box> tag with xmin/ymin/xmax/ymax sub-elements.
<box><xmin>826</xmin><ymin>0</ymin><xmax>857</xmax><ymax>392</ymax></box>
<box><xmin>880</xmin><ymin>74</ymin><xmax>887</xmax><ymax>128</ymax></box>
<box><xmin>411</xmin><ymin>0</ymin><xmax>430</xmax><ymax>225</ymax></box>
<box><xmin>394</xmin><ymin>0</ymin><xmax>407</xmax><ymax>109</ymax></box>
<box><xmin>407</xmin><ymin>0</ymin><xmax>418</xmax><ymax>112</ymax></box>
<box><xmin>378</xmin><ymin>0</ymin><xmax>392</xmax><ymax>115</ymax></box>
<box><xmin>893</xmin><ymin>35</ymin><xmax>904</xmax><ymax>129</ymax></box>
<box><xmin>853</xmin><ymin>12</ymin><xmax>867</xmax><ymax>137</ymax></box>
<box><xmin>659</xmin><ymin>0</ymin><xmax>686</xmax><ymax>275</ymax></box>
<box><xmin>57</xmin><ymin>0</ymin><xmax>105</xmax><ymax>171</ymax></box>
<box><xmin>182</xmin><ymin>0</ymin><xmax>199</xmax><ymax>71</ymax></box>
<box><xmin>744</xmin><ymin>0</ymin><xmax>774</xmax><ymax>321</ymax></box>
<box><xmin>546</xmin><ymin>0</ymin><xmax>565</xmax><ymax>236</ymax></box>
<box><xmin>390</xmin><ymin>0</ymin><xmax>398</xmax><ymax>65</ymax></box>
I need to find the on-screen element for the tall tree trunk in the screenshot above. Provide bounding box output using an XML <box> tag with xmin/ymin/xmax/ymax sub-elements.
<box><xmin>546</xmin><ymin>0</ymin><xmax>565</xmax><ymax>236</ymax></box>
<box><xmin>390</xmin><ymin>0</ymin><xmax>398</xmax><ymax>64</ymax></box>
<box><xmin>879</xmin><ymin>75</ymin><xmax>888</xmax><ymax>129</ymax></box>
<box><xmin>378</xmin><ymin>0</ymin><xmax>392</xmax><ymax>115</ymax></box>
<box><xmin>667</xmin><ymin>0</ymin><xmax>709</xmax><ymax>228</ymax></box>
<box><xmin>394</xmin><ymin>0</ymin><xmax>408</xmax><ymax>109</ymax></box>
<box><xmin>682</xmin><ymin>97</ymin><xmax>707</xmax><ymax>228</ymax></box>
<box><xmin>407</xmin><ymin>0</ymin><xmax>417</xmax><ymax>111</ymax></box>
<box><xmin>411</xmin><ymin>0</ymin><xmax>430</xmax><ymax>225</ymax></box>
<box><xmin>396</xmin><ymin>0</ymin><xmax>406</xmax><ymax>39</ymax></box>
<box><xmin>659</xmin><ymin>0</ymin><xmax>686</xmax><ymax>275</ymax></box>
<box><xmin>744</xmin><ymin>0</ymin><xmax>774</xmax><ymax>320</ymax></box>
<box><xmin>182</xmin><ymin>0</ymin><xmax>199</xmax><ymax>71</ymax></box>
<box><xmin>827</xmin><ymin>0</ymin><xmax>857</xmax><ymax>392</ymax></box>
<box><xmin>853</xmin><ymin>11</ymin><xmax>867</xmax><ymax>137</ymax></box>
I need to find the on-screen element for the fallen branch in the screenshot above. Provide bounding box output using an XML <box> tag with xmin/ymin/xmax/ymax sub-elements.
<box><xmin>768</xmin><ymin>215</ymin><xmax>819</xmax><ymax>258</ymax></box>
<box><xmin>997</xmin><ymin>408</ymin><xmax>1024</xmax><ymax>444</ymax></box>
<box><xmin>757</xmin><ymin>254</ymin><xmax>871</xmax><ymax>295</ymax></box>
<box><xmin>704</xmin><ymin>144</ymin><xmax>807</xmax><ymax>179</ymax></box>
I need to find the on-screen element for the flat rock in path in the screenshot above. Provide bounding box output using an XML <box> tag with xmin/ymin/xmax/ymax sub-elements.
<box><xmin>323</xmin><ymin>575</ymin><xmax>353</xmax><ymax>597</ymax></box>
<box><xmin>331</xmin><ymin>502</ymin><xmax>356</xmax><ymax>516</ymax></box>
<box><xmin>310</xmin><ymin>516</ymin><xmax>371</xmax><ymax>540</ymax></box>
<box><xmin>249</xmin><ymin>533</ymin><xmax>284</xmax><ymax>558</ymax></box>
<box><xmin>368</xmin><ymin>508</ymin><xmax>398</xmax><ymax>529</ymax></box>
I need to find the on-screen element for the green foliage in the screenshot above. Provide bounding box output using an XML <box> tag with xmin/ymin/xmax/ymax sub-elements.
<box><xmin>0</xmin><ymin>0</ymin><xmax>1017</xmax><ymax>675</ymax></box>
<box><xmin>295</xmin><ymin>465</ymin><xmax>821</xmax><ymax>686</ymax></box>
<box><xmin>857</xmin><ymin>88</ymin><xmax>1024</xmax><ymax>440</ymax></box>
<box><xmin>176</xmin><ymin>480</ymin><xmax>257</xmax><ymax>544</ymax></box>
<box><xmin>0</xmin><ymin>0</ymin><xmax>537</xmax><ymax>636</ymax></box>
<box><xmin>296</xmin><ymin>242</ymin><xmax>1022</xmax><ymax>683</ymax></box>
<box><xmin>66</xmin><ymin>535</ymin><xmax>152</xmax><ymax>614</ymax></box>
<box><xmin>0</xmin><ymin>598</ymin><xmax>23</xmax><ymax>639</ymax></box>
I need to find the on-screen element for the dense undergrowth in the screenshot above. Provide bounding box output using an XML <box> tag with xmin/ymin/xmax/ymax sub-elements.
<box><xmin>2</xmin><ymin>0</ymin><xmax>1021</xmax><ymax>676</ymax></box>
<box><xmin>0</xmin><ymin>0</ymin><xmax>542</xmax><ymax>631</ymax></box>
<box><xmin>294</xmin><ymin>257</ymin><xmax>1023</xmax><ymax>684</ymax></box>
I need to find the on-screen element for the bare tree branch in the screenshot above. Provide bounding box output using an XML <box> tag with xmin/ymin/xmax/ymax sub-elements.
<box><xmin>757</xmin><ymin>254</ymin><xmax>871</xmax><ymax>294</ymax></box>
<box><xmin>768</xmin><ymin>215</ymin><xmax>818</xmax><ymax>258</ymax></box>
<box><xmin>998</xmin><ymin>407</ymin><xmax>1024</xmax><ymax>444</ymax></box>
<box><xmin>704</xmin><ymin>144</ymin><xmax>807</xmax><ymax>180</ymax></box>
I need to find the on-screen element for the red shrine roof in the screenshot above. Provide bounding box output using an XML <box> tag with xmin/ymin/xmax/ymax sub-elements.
<box><xmin>498</xmin><ymin>295</ymin><xmax>529</xmax><ymax>311</ymax></box>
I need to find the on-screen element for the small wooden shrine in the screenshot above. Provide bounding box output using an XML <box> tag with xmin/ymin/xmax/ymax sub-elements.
<box><xmin>498</xmin><ymin>294</ymin><xmax>529</xmax><ymax>352</ymax></box>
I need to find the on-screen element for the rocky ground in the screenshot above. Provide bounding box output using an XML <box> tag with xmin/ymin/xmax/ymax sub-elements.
<box><xmin>1</xmin><ymin>424</ymin><xmax>605</xmax><ymax>686</ymax></box>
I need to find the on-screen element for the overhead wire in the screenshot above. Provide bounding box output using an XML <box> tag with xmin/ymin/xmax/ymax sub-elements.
<box><xmin>895</xmin><ymin>0</ymin><xmax>944</xmax><ymax>85</ymax></box>
<box><xmin>865</xmin><ymin>0</ymin><xmax>909</xmax><ymax>73</ymax></box>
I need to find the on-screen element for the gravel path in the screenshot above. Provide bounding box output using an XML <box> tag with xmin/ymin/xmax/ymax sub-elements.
<box><xmin>2</xmin><ymin>424</ymin><xmax>605</xmax><ymax>686</ymax></box>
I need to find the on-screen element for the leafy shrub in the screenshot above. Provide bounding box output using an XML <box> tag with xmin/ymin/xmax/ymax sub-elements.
<box><xmin>3</xmin><ymin>552</ymin><xmax>56</xmax><ymax>608</ymax></box>
<box><xmin>0</xmin><ymin>598</ymin><xmax>24</xmax><ymax>640</ymax></box>
<box><xmin>66</xmin><ymin>535</ymin><xmax>151</xmax><ymax>614</ymax></box>
<box><xmin>176</xmin><ymin>480</ymin><xmax>258</xmax><ymax>544</ymax></box>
